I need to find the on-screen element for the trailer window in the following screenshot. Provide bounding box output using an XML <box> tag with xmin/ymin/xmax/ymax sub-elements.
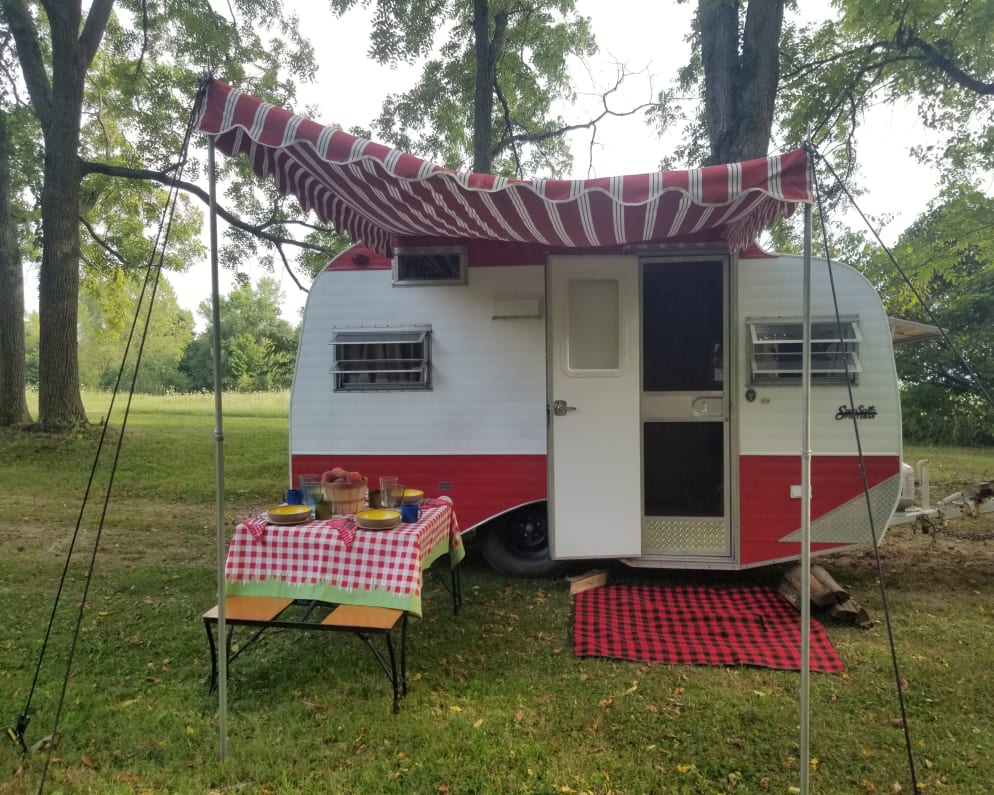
<box><xmin>392</xmin><ymin>246</ymin><xmax>467</xmax><ymax>285</ymax></box>
<box><xmin>748</xmin><ymin>318</ymin><xmax>862</xmax><ymax>384</ymax></box>
<box><xmin>331</xmin><ymin>327</ymin><xmax>431</xmax><ymax>391</ymax></box>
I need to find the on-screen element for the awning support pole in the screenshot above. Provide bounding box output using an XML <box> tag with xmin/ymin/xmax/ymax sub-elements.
<box><xmin>207</xmin><ymin>136</ymin><xmax>228</xmax><ymax>762</ymax></box>
<box><xmin>799</xmin><ymin>202</ymin><xmax>813</xmax><ymax>794</ymax></box>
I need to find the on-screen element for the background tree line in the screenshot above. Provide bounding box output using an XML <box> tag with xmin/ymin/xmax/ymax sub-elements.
<box><xmin>1</xmin><ymin>0</ymin><xmax>992</xmax><ymax>442</ymax></box>
<box><xmin>21</xmin><ymin>275</ymin><xmax>298</xmax><ymax>393</ymax></box>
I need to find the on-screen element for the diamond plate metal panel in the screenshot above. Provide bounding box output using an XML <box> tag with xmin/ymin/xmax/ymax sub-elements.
<box><xmin>779</xmin><ymin>473</ymin><xmax>901</xmax><ymax>544</ymax></box>
<box><xmin>642</xmin><ymin>518</ymin><xmax>728</xmax><ymax>553</ymax></box>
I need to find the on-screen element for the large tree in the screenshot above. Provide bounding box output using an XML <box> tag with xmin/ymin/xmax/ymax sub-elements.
<box><xmin>0</xmin><ymin>109</ymin><xmax>32</xmax><ymax>425</ymax></box>
<box><xmin>0</xmin><ymin>0</ymin><xmax>318</xmax><ymax>430</ymax></box>
<box><xmin>1</xmin><ymin>0</ymin><xmax>113</xmax><ymax>430</ymax></box>
<box><xmin>697</xmin><ymin>0</ymin><xmax>785</xmax><ymax>165</ymax></box>
<box><xmin>653</xmin><ymin>0</ymin><xmax>992</xmax><ymax>182</ymax></box>
<box><xmin>332</xmin><ymin>0</ymin><xmax>600</xmax><ymax>176</ymax></box>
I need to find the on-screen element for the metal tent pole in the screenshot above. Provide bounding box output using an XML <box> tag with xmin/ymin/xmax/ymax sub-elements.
<box><xmin>207</xmin><ymin>137</ymin><xmax>228</xmax><ymax>761</ymax></box>
<box><xmin>799</xmin><ymin>202</ymin><xmax>813</xmax><ymax>793</ymax></box>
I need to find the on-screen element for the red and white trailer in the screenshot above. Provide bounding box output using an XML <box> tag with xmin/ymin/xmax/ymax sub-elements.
<box><xmin>195</xmin><ymin>79</ymin><xmax>903</xmax><ymax>576</ymax></box>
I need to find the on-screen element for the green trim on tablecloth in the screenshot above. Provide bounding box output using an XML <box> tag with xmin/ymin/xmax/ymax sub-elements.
<box><xmin>224</xmin><ymin>578</ymin><xmax>425</xmax><ymax>616</ymax></box>
<box><xmin>428</xmin><ymin>536</ymin><xmax>466</xmax><ymax>570</ymax></box>
<box><xmin>225</xmin><ymin>535</ymin><xmax>465</xmax><ymax>618</ymax></box>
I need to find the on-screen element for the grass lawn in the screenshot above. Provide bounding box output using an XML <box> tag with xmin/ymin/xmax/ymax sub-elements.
<box><xmin>2</xmin><ymin>392</ymin><xmax>994</xmax><ymax>793</ymax></box>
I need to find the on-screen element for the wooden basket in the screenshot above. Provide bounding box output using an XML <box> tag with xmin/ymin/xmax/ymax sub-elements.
<box><xmin>321</xmin><ymin>478</ymin><xmax>367</xmax><ymax>516</ymax></box>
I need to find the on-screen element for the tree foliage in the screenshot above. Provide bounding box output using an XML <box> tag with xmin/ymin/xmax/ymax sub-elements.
<box><xmin>179</xmin><ymin>278</ymin><xmax>297</xmax><ymax>392</ymax></box>
<box><xmin>333</xmin><ymin>0</ymin><xmax>597</xmax><ymax>176</ymax></box>
<box><xmin>857</xmin><ymin>186</ymin><xmax>994</xmax><ymax>444</ymax></box>
<box><xmin>77</xmin><ymin>275</ymin><xmax>194</xmax><ymax>393</ymax></box>
<box><xmin>780</xmin><ymin>0</ymin><xmax>994</xmax><ymax>177</ymax></box>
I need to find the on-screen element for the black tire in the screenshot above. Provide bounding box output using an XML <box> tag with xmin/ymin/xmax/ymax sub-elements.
<box><xmin>477</xmin><ymin>503</ymin><xmax>568</xmax><ymax>578</ymax></box>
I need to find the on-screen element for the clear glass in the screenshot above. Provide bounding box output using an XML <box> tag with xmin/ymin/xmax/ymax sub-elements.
<box><xmin>298</xmin><ymin>474</ymin><xmax>322</xmax><ymax>516</ymax></box>
<box><xmin>379</xmin><ymin>476</ymin><xmax>403</xmax><ymax>509</ymax></box>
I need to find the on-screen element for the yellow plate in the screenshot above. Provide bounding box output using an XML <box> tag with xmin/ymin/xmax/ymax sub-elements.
<box><xmin>266</xmin><ymin>505</ymin><xmax>312</xmax><ymax>525</ymax></box>
<box><xmin>354</xmin><ymin>508</ymin><xmax>401</xmax><ymax>530</ymax></box>
<box><xmin>401</xmin><ymin>488</ymin><xmax>424</xmax><ymax>504</ymax></box>
<box><xmin>356</xmin><ymin>509</ymin><xmax>400</xmax><ymax>521</ymax></box>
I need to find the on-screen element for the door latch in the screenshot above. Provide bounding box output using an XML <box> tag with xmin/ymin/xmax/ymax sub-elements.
<box><xmin>552</xmin><ymin>400</ymin><xmax>577</xmax><ymax>416</ymax></box>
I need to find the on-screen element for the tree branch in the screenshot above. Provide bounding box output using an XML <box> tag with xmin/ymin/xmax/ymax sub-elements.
<box><xmin>77</xmin><ymin>0</ymin><xmax>115</xmax><ymax>70</ymax></box>
<box><xmin>271</xmin><ymin>238</ymin><xmax>307</xmax><ymax>293</ymax></box>
<box><xmin>495</xmin><ymin>98</ymin><xmax>659</xmax><ymax>154</ymax></box>
<box><xmin>79</xmin><ymin>215</ymin><xmax>127</xmax><ymax>266</ymax></box>
<box><xmin>899</xmin><ymin>30</ymin><xmax>994</xmax><ymax>95</ymax></box>
<box><xmin>133</xmin><ymin>0</ymin><xmax>150</xmax><ymax>80</ymax></box>
<box><xmin>493</xmin><ymin>64</ymin><xmax>658</xmax><ymax>159</ymax></box>
<box><xmin>1</xmin><ymin>0</ymin><xmax>53</xmax><ymax>121</ymax></box>
<box><xmin>81</xmin><ymin>160</ymin><xmax>335</xmax><ymax>257</ymax></box>
<box><xmin>493</xmin><ymin>78</ymin><xmax>524</xmax><ymax>177</ymax></box>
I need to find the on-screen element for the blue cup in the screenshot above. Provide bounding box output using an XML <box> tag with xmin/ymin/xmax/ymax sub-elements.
<box><xmin>284</xmin><ymin>488</ymin><xmax>304</xmax><ymax>505</ymax></box>
<box><xmin>401</xmin><ymin>502</ymin><xmax>421</xmax><ymax>523</ymax></box>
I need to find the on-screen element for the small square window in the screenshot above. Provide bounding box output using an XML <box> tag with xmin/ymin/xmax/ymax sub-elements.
<box><xmin>392</xmin><ymin>246</ymin><xmax>467</xmax><ymax>285</ymax></box>
<box><xmin>331</xmin><ymin>326</ymin><xmax>431</xmax><ymax>392</ymax></box>
<box><xmin>748</xmin><ymin>318</ymin><xmax>861</xmax><ymax>385</ymax></box>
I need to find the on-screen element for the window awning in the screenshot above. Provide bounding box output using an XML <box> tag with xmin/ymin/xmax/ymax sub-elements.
<box><xmin>193</xmin><ymin>77</ymin><xmax>814</xmax><ymax>256</ymax></box>
<box><xmin>888</xmin><ymin>317</ymin><xmax>943</xmax><ymax>345</ymax></box>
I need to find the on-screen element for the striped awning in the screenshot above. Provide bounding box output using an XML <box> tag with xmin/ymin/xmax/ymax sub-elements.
<box><xmin>194</xmin><ymin>78</ymin><xmax>814</xmax><ymax>255</ymax></box>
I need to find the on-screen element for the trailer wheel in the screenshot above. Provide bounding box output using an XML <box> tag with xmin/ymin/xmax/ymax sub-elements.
<box><xmin>477</xmin><ymin>504</ymin><xmax>567</xmax><ymax>578</ymax></box>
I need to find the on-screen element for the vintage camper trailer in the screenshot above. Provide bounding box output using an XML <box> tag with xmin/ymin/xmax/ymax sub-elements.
<box><xmin>193</xmin><ymin>78</ymin><xmax>902</xmax><ymax>576</ymax></box>
<box><xmin>288</xmin><ymin>243</ymin><xmax>901</xmax><ymax>575</ymax></box>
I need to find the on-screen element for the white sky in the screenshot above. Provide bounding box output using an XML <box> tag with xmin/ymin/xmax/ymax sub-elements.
<box><xmin>24</xmin><ymin>1</ymin><xmax>945</xmax><ymax>327</ymax></box>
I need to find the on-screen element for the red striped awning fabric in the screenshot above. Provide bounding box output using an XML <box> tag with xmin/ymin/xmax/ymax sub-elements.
<box><xmin>194</xmin><ymin>78</ymin><xmax>814</xmax><ymax>256</ymax></box>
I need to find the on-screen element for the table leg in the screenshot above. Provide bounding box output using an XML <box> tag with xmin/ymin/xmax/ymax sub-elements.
<box><xmin>203</xmin><ymin>619</ymin><xmax>218</xmax><ymax>694</ymax></box>
<box><xmin>450</xmin><ymin>563</ymin><xmax>463</xmax><ymax>615</ymax></box>
<box><xmin>400</xmin><ymin>613</ymin><xmax>409</xmax><ymax>696</ymax></box>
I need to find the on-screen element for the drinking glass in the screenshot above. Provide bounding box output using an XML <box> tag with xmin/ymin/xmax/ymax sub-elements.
<box><xmin>379</xmin><ymin>476</ymin><xmax>402</xmax><ymax>509</ymax></box>
<box><xmin>299</xmin><ymin>474</ymin><xmax>322</xmax><ymax>516</ymax></box>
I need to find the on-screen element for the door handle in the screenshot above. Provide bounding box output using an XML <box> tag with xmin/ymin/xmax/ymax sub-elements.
<box><xmin>552</xmin><ymin>399</ymin><xmax>577</xmax><ymax>416</ymax></box>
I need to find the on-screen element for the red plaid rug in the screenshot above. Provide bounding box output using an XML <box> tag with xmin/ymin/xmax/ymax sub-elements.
<box><xmin>573</xmin><ymin>584</ymin><xmax>844</xmax><ymax>673</ymax></box>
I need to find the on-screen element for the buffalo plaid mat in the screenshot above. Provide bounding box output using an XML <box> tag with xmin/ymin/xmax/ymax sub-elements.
<box><xmin>573</xmin><ymin>584</ymin><xmax>844</xmax><ymax>672</ymax></box>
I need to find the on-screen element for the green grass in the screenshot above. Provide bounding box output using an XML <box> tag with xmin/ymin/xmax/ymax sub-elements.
<box><xmin>1</xmin><ymin>394</ymin><xmax>994</xmax><ymax>793</ymax></box>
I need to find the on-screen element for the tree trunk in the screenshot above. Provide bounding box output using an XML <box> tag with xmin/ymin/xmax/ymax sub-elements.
<box><xmin>0</xmin><ymin>112</ymin><xmax>32</xmax><ymax>426</ymax></box>
<box><xmin>472</xmin><ymin>0</ymin><xmax>495</xmax><ymax>173</ymax></box>
<box><xmin>699</xmin><ymin>0</ymin><xmax>785</xmax><ymax>165</ymax></box>
<box><xmin>37</xmin><ymin>112</ymin><xmax>88</xmax><ymax>430</ymax></box>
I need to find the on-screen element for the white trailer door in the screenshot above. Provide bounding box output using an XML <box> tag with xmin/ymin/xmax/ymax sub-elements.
<box><xmin>548</xmin><ymin>255</ymin><xmax>642</xmax><ymax>558</ymax></box>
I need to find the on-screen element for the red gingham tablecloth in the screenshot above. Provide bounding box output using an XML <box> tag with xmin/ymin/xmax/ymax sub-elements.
<box><xmin>225</xmin><ymin>502</ymin><xmax>462</xmax><ymax>617</ymax></box>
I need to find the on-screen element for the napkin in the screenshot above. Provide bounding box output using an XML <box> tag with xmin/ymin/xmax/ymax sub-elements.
<box><xmin>327</xmin><ymin>517</ymin><xmax>357</xmax><ymax>550</ymax></box>
<box><xmin>239</xmin><ymin>515</ymin><xmax>269</xmax><ymax>543</ymax></box>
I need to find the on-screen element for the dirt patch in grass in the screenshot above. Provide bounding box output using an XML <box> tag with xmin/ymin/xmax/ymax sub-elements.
<box><xmin>822</xmin><ymin>512</ymin><xmax>994</xmax><ymax>593</ymax></box>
